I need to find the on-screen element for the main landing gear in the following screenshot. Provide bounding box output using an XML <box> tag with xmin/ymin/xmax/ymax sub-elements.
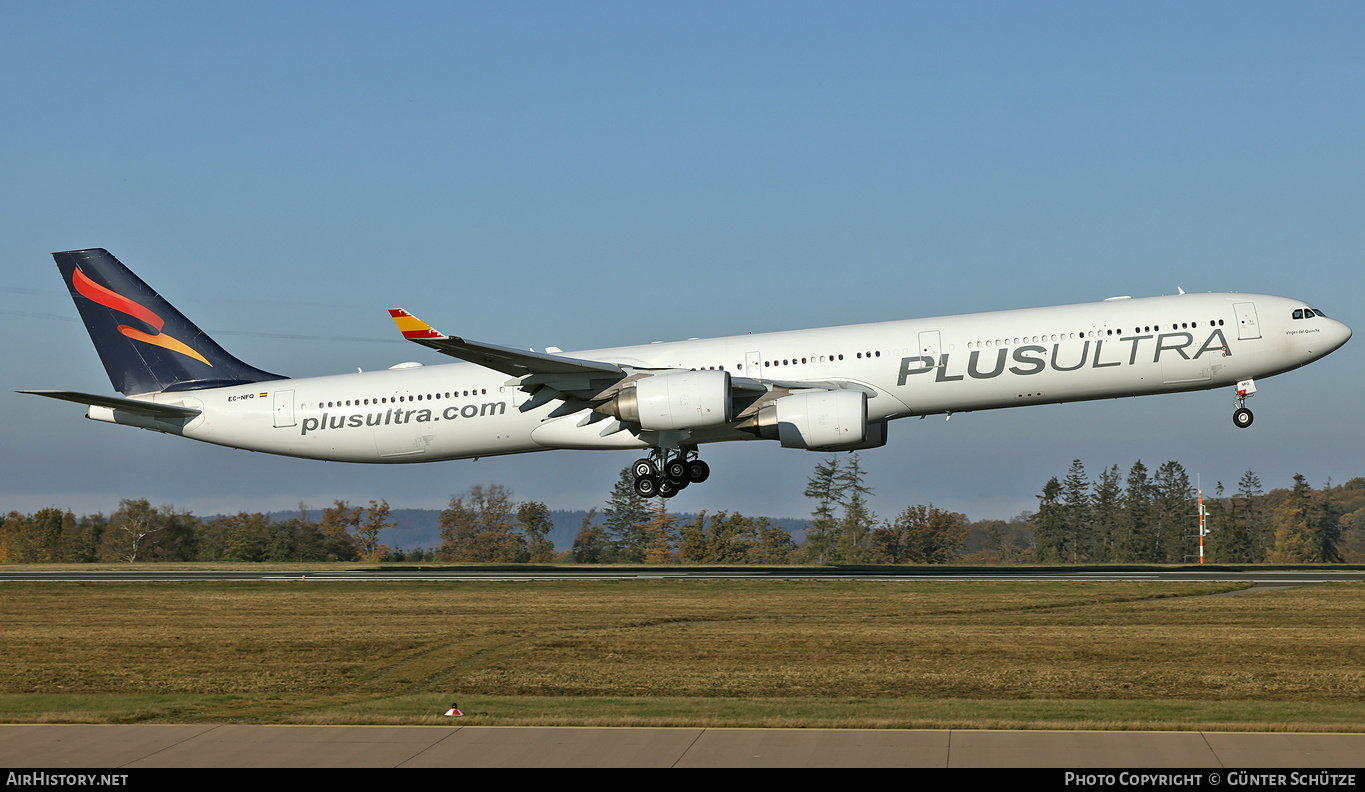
<box><xmin>1232</xmin><ymin>378</ymin><xmax>1256</xmax><ymax>429</ymax></box>
<box><xmin>631</xmin><ymin>448</ymin><xmax>711</xmax><ymax>499</ymax></box>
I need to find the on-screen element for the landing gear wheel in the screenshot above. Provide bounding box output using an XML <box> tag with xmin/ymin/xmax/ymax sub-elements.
<box><xmin>1233</xmin><ymin>407</ymin><xmax>1254</xmax><ymax>429</ymax></box>
<box><xmin>633</xmin><ymin>448</ymin><xmax>708</xmax><ymax>496</ymax></box>
<box><xmin>633</xmin><ymin>475</ymin><xmax>660</xmax><ymax>498</ymax></box>
<box><xmin>665</xmin><ymin>459</ymin><xmax>690</xmax><ymax>483</ymax></box>
<box><xmin>632</xmin><ymin>458</ymin><xmax>658</xmax><ymax>479</ymax></box>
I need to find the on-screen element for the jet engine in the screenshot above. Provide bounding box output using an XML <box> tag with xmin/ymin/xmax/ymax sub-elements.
<box><xmin>604</xmin><ymin>369</ymin><xmax>732</xmax><ymax>431</ymax></box>
<box><xmin>754</xmin><ymin>390</ymin><xmax>867</xmax><ymax>449</ymax></box>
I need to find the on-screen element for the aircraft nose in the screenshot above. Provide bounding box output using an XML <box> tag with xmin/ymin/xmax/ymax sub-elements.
<box><xmin>1333</xmin><ymin>318</ymin><xmax>1352</xmax><ymax>350</ymax></box>
<box><xmin>1318</xmin><ymin>318</ymin><xmax>1352</xmax><ymax>356</ymax></box>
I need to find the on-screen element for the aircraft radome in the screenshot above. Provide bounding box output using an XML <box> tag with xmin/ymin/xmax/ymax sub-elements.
<box><xmin>23</xmin><ymin>249</ymin><xmax>1353</xmax><ymax>497</ymax></box>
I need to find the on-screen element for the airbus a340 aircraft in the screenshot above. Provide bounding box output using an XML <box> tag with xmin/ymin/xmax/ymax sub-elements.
<box><xmin>24</xmin><ymin>249</ymin><xmax>1352</xmax><ymax>497</ymax></box>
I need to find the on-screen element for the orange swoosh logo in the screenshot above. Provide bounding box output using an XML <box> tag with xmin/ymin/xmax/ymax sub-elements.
<box><xmin>71</xmin><ymin>266</ymin><xmax>212</xmax><ymax>367</ymax></box>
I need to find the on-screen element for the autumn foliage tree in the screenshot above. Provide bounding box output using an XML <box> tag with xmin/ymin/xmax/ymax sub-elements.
<box><xmin>438</xmin><ymin>484</ymin><xmax>555</xmax><ymax>563</ymax></box>
<box><xmin>355</xmin><ymin>499</ymin><xmax>395</xmax><ymax>561</ymax></box>
<box><xmin>642</xmin><ymin>500</ymin><xmax>678</xmax><ymax>564</ymax></box>
<box><xmin>678</xmin><ymin>511</ymin><xmax>794</xmax><ymax>564</ymax></box>
<box><xmin>571</xmin><ymin>508</ymin><xmax>607</xmax><ymax>563</ymax></box>
<box><xmin>97</xmin><ymin>499</ymin><xmax>198</xmax><ymax>562</ymax></box>
<box><xmin>517</xmin><ymin>500</ymin><xmax>558</xmax><ymax>563</ymax></box>
<box><xmin>872</xmin><ymin>504</ymin><xmax>969</xmax><ymax>564</ymax></box>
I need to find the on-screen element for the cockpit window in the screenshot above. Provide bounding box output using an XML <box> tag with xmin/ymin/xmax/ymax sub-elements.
<box><xmin>1314</xmin><ymin>308</ymin><xmax>1328</xmax><ymax>318</ymax></box>
<box><xmin>1293</xmin><ymin>308</ymin><xmax>1325</xmax><ymax>320</ymax></box>
<box><xmin>1293</xmin><ymin>309</ymin><xmax>1304</xmax><ymax>319</ymax></box>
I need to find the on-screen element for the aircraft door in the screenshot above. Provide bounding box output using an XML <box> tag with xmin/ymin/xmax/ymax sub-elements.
<box><xmin>273</xmin><ymin>390</ymin><xmax>296</xmax><ymax>428</ymax></box>
<box><xmin>918</xmin><ymin>331</ymin><xmax>942</xmax><ymax>364</ymax></box>
<box><xmin>1234</xmin><ymin>302</ymin><xmax>1261</xmax><ymax>340</ymax></box>
<box><xmin>744</xmin><ymin>351</ymin><xmax>763</xmax><ymax>377</ymax></box>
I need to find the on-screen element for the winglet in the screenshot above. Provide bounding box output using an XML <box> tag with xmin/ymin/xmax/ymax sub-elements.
<box><xmin>388</xmin><ymin>309</ymin><xmax>446</xmax><ymax>340</ymax></box>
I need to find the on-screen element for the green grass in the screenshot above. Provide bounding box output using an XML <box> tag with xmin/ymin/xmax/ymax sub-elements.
<box><xmin>1</xmin><ymin>578</ymin><xmax>1362</xmax><ymax>731</ymax></box>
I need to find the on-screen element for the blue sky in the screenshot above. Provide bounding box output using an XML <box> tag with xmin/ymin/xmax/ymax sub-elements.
<box><xmin>3</xmin><ymin>2</ymin><xmax>1362</xmax><ymax>526</ymax></box>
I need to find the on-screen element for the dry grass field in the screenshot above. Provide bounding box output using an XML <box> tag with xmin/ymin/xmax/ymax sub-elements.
<box><xmin>1</xmin><ymin>578</ymin><xmax>1362</xmax><ymax>731</ymax></box>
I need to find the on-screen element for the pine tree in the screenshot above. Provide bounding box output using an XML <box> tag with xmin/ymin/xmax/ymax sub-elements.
<box><xmin>1090</xmin><ymin>464</ymin><xmax>1123</xmax><ymax>562</ymax></box>
<box><xmin>603</xmin><ymin>466</ymin><xmax>652</xmax><ymax>562</ymax></box>
<box><xmin>1030</xmin><ymin>477</ymin><xmax>1067</xmax><ymax>562</ymax></box>
<box><xmin>803</xmin><ymin>455</ymin><xmax>844</xmax><ymax>564</ymax></box>
<box><xmin>837</xmin><ymin>453</ymin><xmax>875</xmax><ymax>563</ymax></box>
<box><xmin>1237</xmin><ymin>470</ymin><xmax>1268</xmax><ymax>561</ymax></box>
<box><xmin>1312</xmin><ymin>479</ymin><xmax>1345</xmax><ymax>563</ymax></box>
<box><xmin>1060</xmin><ymin>459</ymin><xmax>1092</xmax><ymax>562</ymax></box>
<box><xmin>1121</xmin><ymin>461</ymin><xmax>1154</xmax><ymax>562</ymax></box>
<box><xmin>1153</xmin><ymin>461</ymin><xmax>1194</xmax><ymax>563</ymax></box>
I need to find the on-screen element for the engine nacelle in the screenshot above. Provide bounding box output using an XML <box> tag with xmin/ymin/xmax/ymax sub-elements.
<box><xmin>756</xmin><ymin>390</ymin><xmax>867</xmax><ymax>449</ymax></box>
<box><xmin>815</xmin><ymin>420</ymin><xmax>888</xmax><ymax>451</ymax></box>
<box><xmin>608</xmin><ymin>369</ymin><xmax>732</xmax><ymax>431</ymax></box>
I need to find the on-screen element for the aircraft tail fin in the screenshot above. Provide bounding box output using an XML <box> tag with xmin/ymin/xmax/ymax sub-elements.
<box><xmin>53</xmin><ymin>249</ymin><xmax>285</xmax><ymax>396</ymax></box>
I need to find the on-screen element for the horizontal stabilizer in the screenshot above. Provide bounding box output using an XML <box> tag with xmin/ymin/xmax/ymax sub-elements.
<box><xmin>18</xmin><ymin>390</ymin><xmax>202</xmax><ymax>417</ymax></box>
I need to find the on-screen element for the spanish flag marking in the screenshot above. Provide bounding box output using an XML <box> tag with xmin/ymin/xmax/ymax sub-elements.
<box><xmin>388</xmin><ymin>309</ymin><xmax>443</xmax><ymax>339</ymax></box>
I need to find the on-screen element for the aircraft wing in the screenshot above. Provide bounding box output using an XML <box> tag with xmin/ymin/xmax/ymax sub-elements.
<box><xmin>387</xmin><ymin>311</ymin><xmax>874</xmax><ymax>426</ymax></box>
<box><xmin>18</xmin><ymin>390</ymin><xmax>202</xmax><ymax>417</ymax></box>
<box><xmin>388</xmin><ymin>310</ymin><xmax>625</xmax><ymax>381</ymax></box>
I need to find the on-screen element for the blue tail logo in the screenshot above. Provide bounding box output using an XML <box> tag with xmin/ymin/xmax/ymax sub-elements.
<box><xmin>54</xmin><ymin>249</ymin><xmax>284</xmax><ymax>395</ymax></box>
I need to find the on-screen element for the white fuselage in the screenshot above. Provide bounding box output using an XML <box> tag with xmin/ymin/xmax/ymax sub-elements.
<box><xmin>104</xmin><ymin>291</ymin><xmax>1351</xmax><ymax>463</ymax></box>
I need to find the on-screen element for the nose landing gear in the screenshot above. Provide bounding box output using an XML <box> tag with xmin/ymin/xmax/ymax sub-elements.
<box><xmin>1232</xmin><ymin>378</ymin><xmax>1256</xmax><ymax>429</ymax></box>
<box><xmin>630</xmin><ymin>448</ymin><xmax>711</xmax><ymax>498</ymax></box>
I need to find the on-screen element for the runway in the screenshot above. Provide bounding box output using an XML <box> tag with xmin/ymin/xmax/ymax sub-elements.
<box><xmin>2</xmin><ymin>566</ymin><xmax>1363</xmax><ymax>583</ymax></box>
<box><xmin>2</xmin><ymin>724</ymin><xmax>1363</xmax><ymax>768</ymax></box>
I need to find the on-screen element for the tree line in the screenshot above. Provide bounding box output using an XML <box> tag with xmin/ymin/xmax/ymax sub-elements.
<box><xmin>3</xmin><ymin>457</ymin><xmax>1362</xmax><ymax>564</ymax></box>
<box><xmin>1027</xmin><ymin>461</ymin><xmax>1365</xmax><ymax>564</ymax></box>
<box><xmin>0</xmin><ymin>499</ymin><xmax>399</xmax><ymax>564</ymax></box>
